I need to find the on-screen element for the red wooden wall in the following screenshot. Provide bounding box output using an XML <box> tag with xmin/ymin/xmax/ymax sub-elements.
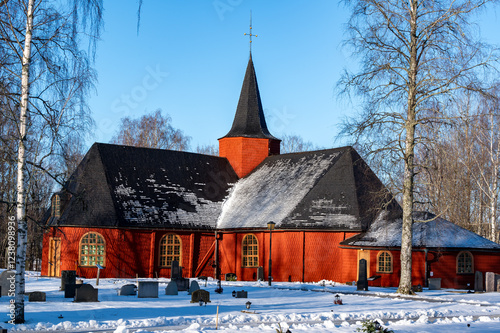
<box><xmin>41</xmin><ymin>226</ymin><xmax>500</xmax><ymax>289</ymax></box>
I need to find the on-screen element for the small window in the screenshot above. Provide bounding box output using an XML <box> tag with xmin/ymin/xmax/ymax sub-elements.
<box><xmin>79</xmin><ymin>232</ymin><xmax>105</xmax><ymax>267</ymax></box>
<box><xmin>52</xmin><ymin>194</ymin><xmax>61</xmax><ymax>218</ymax></box>
<box><xmin>457</xmin><ymin>251</ymin><xmax>473</xmax><ymax>274</ymax></box>
<box><xmin>377</xmin><ymin>251</ymin><xmax>393</xmax><ymax>273</ymax></box>
<box><xmin>159</xmin><ymin>234</ymin><xmax>182</xmax><ymax>267</ymax></box>
<box><xmin>242</xmin><ymin>234</ymin><xmax>259</xmax><ymax>267</ymax></box>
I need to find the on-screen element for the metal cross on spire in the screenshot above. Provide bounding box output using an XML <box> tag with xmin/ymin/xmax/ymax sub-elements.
<box><xmin>244</xmin><ymin>11</ymin><xmax>257</xmax><ymax>53</ymax></box>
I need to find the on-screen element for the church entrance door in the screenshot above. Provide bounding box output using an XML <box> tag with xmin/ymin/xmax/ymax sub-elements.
<box><xmin>48</xmin><ymin>237</ymin><xmax>61</xmax><ymax>277</ymax></box>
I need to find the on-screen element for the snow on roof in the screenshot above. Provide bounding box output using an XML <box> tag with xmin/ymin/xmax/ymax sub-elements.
<box><xmin>341</xmin><ymin>211</ymin><xmax>500</xmax><ymax>250</ymax></box>
<box><xmin>217</xmin><ymin>150</ymin><xmax>342</xmax><ymax>229</ymax></box>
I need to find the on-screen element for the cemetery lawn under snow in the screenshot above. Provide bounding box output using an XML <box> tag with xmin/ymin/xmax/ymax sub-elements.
<box><xmin>1</xmin><ymin>271</ymin><xmax>500</xmax><ymax>332</ymax></box>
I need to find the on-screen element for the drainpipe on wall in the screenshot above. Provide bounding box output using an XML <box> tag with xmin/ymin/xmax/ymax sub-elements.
<box><xmin>424</xmin><ymin>248</ymin><xmax>428</xmax><ymax>288</ymax></box>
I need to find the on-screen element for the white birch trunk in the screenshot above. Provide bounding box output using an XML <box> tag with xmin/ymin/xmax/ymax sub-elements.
<box><xmin>15</xmin><ymin>0</ymin><xmax>35</xmax><ymax>323</ymax></box>
<box><xmin>398</xmin><ymin>0</ymin><xmax>418</xmax><ymax>295</ymax></box>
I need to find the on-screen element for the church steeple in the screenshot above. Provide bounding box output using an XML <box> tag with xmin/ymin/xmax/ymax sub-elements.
<box><xmin>221</xmin><ymin>55</ymin><xmax>278</xmax><ymax>140</ymax></box>
<box><xmin>219</xmin><ymin>56</ymin><xmax>281</xmax><ymax>178</ymax></box>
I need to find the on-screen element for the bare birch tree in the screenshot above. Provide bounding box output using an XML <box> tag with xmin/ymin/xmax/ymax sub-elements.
<box><xmin>1</xmin><ymin>0</ymin><xmax>102</xmax><ymax>323</ymax></box>
<box><xmin>339</xmin><ymin>0</ymin><xmax>498</xmax><ymax>294</ymax></box>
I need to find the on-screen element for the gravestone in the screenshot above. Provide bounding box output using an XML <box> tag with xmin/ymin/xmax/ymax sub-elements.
<box><xmin>28</xmin><ymin>291</ymin><xmax>46</xmax><ymax>302</ymax></box>
<box><xmin>485</xmin><ymin>272</ymin><xmax>496</xmax><ymax>292</ymax></box>
<box><xmin>190</xmin><ymin>289</ymin><xmax>211</xmax><ymax>303</ymax></box>
<box><xmin>235</xmin><ymin>290</ymin><xmax>247</xmax><ymax>298</ymax></box>
<box><xmin>60</xmin><ymin>270</ymin><xmax>76</xmax><ymax>291</ymax></box>
<box><xmin>474</xmin><ymin>271</ymin><xmax>484</xmax><ymax>292</ymax></box>
<box><xmin>138</xmin><ymin>281</ymin><xmax>159</xmax><ymax>298</ymax></box>
<box><xmin>428</xmin><ymin>278</ymin><xmax>442</xmax><ymax>290</ymax></box>
<box><xmin>176</xmin><ymin>278</ymin><xmax>189</xmax><ymax>292</ymax></box>
<box><xmin>257</xmin><ymin>267</ymin><xmax>264</xmax><ymax>281</ymax></box>
<box><xmin>118</xmin><ymin>284</ymin><xmax>137</xmax><ymax>296</ymax></box>
<box><xmin>64</xmin><ymin>283</ymin><xmax>83</xmax><ymax>298</ymax></box>
<box><xmin>188</xmin><ymin>280</ymin><xmax>200</xmax><ymax>295</ymax></box>
<box><xmin>0</xmin><ymin>270</ymin><xmax>15</xmax><ymax>296</ymax></box>
<box><xmin>74</xmin><ymin>284</ymin><xmax>98</xmax><ymax>302</ymax></box>
<box><xmin>171</xmin><ymin>260</ymin><xmax>181</xmax><ymax>279</ymax></box>
<box><xmin>165</xmin><ymin>281</ymin><xmax>178</xmax><ymax>295</ymax></box>
<box><xmin>357</xmin><ymin>259</ymin><xmax>368</xmax><ymax>291</ymax></box>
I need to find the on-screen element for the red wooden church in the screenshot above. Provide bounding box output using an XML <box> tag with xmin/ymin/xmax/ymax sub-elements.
<box><xmin>41</xmin><ymin>56</ymin><xmax>500</xmax><ymax>289</ymax></box>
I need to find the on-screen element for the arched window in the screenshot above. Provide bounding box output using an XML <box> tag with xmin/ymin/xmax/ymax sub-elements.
<box><xmin>52</xmin><ymin>194</ymin><xmax>61</xmax><ymax>218</ymax></box>
<box><xmin>159</xmin><ymin>234</ymin><xmax>182</xmax><ymax>267</ymax></box>
<box><xmin>457</xmin><ymin>251</ymin><xmax>473</xmax><ymax>273</ymax></box>
<box><xmin>377</xmin><ymin>251</ymin><xmax>393</xmax><ymax>273</ymax></box>
<box><xmin>242</xmin><ymin>234</ymin><xmax>259</xmax><ymax>267</ymax></box>
<box><xmin>79</xmin><ymin>232</ymin><xmax>105</xmax><ymax>267</ymax></box>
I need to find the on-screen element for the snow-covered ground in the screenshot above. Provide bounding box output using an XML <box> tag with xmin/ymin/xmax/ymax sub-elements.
<box><xmin>1</xmin><ymin>271</ymin><xmax>500</xmax><ymax>332</ymax></box>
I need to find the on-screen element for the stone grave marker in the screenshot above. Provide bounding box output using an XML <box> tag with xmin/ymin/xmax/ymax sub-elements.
<box><xmin>0</xmin><ymin>270</ymin><xmax>15</xmax><ymax>297</ymax></box>
<box><xmin>60</xmin><ymin>270</ymin><xmax>76</xmax><ymax>291</ymax></box>
<box><xmin>74</xmin><ymin>284</ymin><xmax>98</xmax><ymax>302</ymax></box>
<box><xmin>188</xmin><ymin>280</ymin><xmax>200</xmax><ymax>295</ymax></box>
<box><xmin>428</xmin><ymin>278</ymin><xmax>441</xmax><ymax>290</ymax></box>
<box><xmin>257</xmin><ymin>266</ymin><xmax>264</xmax><ymax>281</ymax></box>
<box><xmin>474</xmin><ymin>271</ymin><xmax>483</xmax><ymax>292</ymax></box>
<box><xmin>357</xmin><ymin>259</ymin><xmax>368</xmax><ymax>291</ymax></box>
<box><xmin>235</xmin><ymin>290</ymin><xmax>247</xmax><ymax>298</ymax></box>
<box><xmin>190</xmin><ymin>289</ymin><xmax>210</xmax><ymax>303</ymax></box>
<box><xmin>165</xmin><ymin>281</ymin><xmax>178</xmax><ymax>295</ymax></box>
<box><xmin>64</xmin><ymin>283</ymin><xmax>83</xmax><ymax>298</ymax></box>
<box><xmin>118</xmin><ymin>284</ymin><xmax>137</xmax><ymax>296</ymax></box>
<box><xmin>171</xmin><ymin>260</ymin><xmax>181</xmax><ymax>279</ymax></box>
<box><xmin>485</xmin><ymin>272</ymin><xmax>496</xmax><ymax>292</ymax></box>
<box><xmin>138</xmin><ymin>281</ymin><xmax>159</xmax><ymax>298</ymax></box>
<box><xmin>28</xmin><ymin>291</ymin><xmax>46</xmax><ymax>302</ymax></box>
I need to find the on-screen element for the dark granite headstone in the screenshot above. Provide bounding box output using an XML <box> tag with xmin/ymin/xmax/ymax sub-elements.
<box><xmin>60</xmin><ymin>270</ymin><xmax>76</xmax><ymax>291</ymax></box>
<box><xmin>474</xmin><ymin>271</ymin><xmax>484</xmax><ymax>292</ymax></box>
<box><xmin>118</xmin><ymin>284</ymin><xmax>137</xmax><ymax>296</ymax></box>
<box><xmin>357</xmin><ymin>259</ymin><xmax>368</xmax><ymax>291</ymax></box>
<box><xmin>138</xmin><ymin>281</ymin><xmax>159</xmax><ymax>298</ymax></box>
<box><xmin>171</xmin><ymin>261</ymin><xmax>181</xmax><ymax>280</ymax></box>
<box><xmin>74</xmin><ymin>284</ymin><xmax>98</xmax><ymax>302</ymax></box>
<box><xmin>0</xmin><ymin>270</ymin><xmax>15</xmax><ymax>297</ymax></box>
<box><xmin>176</xmin><ymin>278</ymin><xmax>189</xmax><ymax>292</ymax></box>
<box><xmin>188</xmin><ymin>280</ymin><xmax>200</xmax><ymax>295</ymax></box>
<box><xmin>257</xmin><ymin>267</ymin><xmax>264</xmax><ymax>281</ymax></box>
<box><xmin>28</xmin><ymin>291</ymin><xmax>46</xmax><ymax>302</ymax></box>
<box><xmin>64</xmin><ymin>283</ymin><xmax>83</xmax><ymax>298</ymax></box>
<box><xmin>235</xmin><ymin>290</ymin><xmax>247</xmax><ymax>298</ymax></box>
<box><xmin>191</xmin><ymin>289</ymin><xmax>211</xmax><ymax>303</ymax></box>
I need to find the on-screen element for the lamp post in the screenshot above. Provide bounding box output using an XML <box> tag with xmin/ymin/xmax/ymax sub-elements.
<box><xmin>267</xmin><ymin>221</ymin><xmax>275</xmax><ymax>286</ymax></box>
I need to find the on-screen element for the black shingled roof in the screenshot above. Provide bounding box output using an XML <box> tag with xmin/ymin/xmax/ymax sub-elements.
<box><xmin>217</xmin><ymin>147</ymin><xmax>400</xmax><ymax>230</ymax></box>
<box><xmin>47</xmin><ymin>143</ymin><xmax>238</xmax><ymax>229</ymax></box>
<box><xmin>220</xmin><ymin>55</ymin><xmax>280</xmax><ymax>140</ymax></box>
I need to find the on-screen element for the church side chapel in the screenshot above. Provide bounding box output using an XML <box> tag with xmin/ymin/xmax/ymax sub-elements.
<box><xmin>41</xmin><ymin>54</ymin><xmax>500</xmax><ymax>290</ymax></box>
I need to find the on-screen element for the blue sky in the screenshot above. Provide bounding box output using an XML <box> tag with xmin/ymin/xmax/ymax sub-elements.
<box><xmin>88</xmin><ymin>1</ymin><xmax>499</xmax><ymax>151</ymax></box>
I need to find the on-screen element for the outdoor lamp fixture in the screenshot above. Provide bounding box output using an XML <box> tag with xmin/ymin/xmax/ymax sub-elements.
<box><xmin>246</xmin><ymin>301</ymin><xmax>252</xmax><ymax>310</ymax></box>
<box><xmin>199</xmin><ymin>299</ymin><xmax>203</xmax><ymax>306</ymax></box>
<box><xmin>232</xmin><ymin>290</ymin><xmax>236</xmax><ymax>297</ymax></box>
<box><xmin>334</xmin><ymin>294</ymin><xmax>343</xmax><ymax>305</ymax></box>
<box><xmin>267</xmin><ymin>221</ymin><xmax>276</xmax><ymax>286</ymax></box>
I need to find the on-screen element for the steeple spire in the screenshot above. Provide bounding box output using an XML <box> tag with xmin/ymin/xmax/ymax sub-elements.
<box><xmin>221</xmin><ymin>56</ymin><xmax>278</xmax><ymax>140</ymax></box>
